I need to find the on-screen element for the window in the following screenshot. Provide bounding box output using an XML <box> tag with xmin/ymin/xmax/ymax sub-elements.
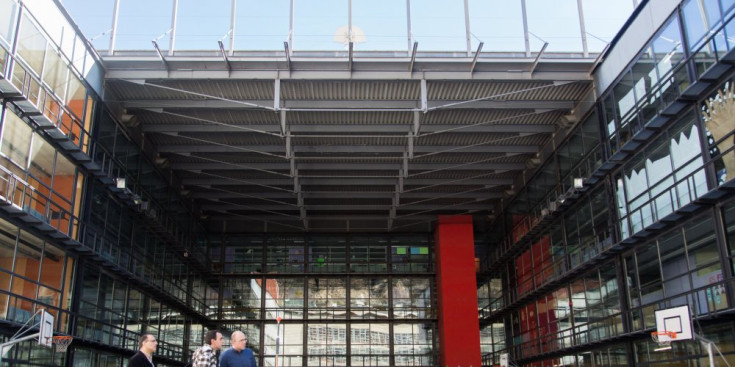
<box><xmin>1</xmin><ymin>110</ymin><xmax>32</xmax><ymax>167</ymax></box>
<box><xmin>0</xmin><ymin>0</ymin><xmax>17</xmax><ymax>45</ymax></box>
<box><xmin>351</xmin><ymin>278</ymin><xmax>388</xmax><ymax>320</ymax></box>
<box><xmin>16</xmin><ymin>14</ymin><xmax>46</xmax><ymax>75</ymax></box>
<box><xmin>392</xmin><ymin>278</ymin><xmax>432</xmax><ymax>319</ymax></box>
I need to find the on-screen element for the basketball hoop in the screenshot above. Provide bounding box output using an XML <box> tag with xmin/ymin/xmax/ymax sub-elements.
<box><xmin>52</xmin><ymin>336</ymin><xmax>72</xmax><ymax>352</ymax></box>
<box><xmin>651</xmin><ymin>331</ymin><xmax>677</xmax><ymax>351</ymax></box>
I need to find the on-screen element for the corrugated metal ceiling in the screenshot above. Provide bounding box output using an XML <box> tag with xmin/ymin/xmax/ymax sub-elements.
<box><xmin>103</xmin><ymin>57</ymin><xmax>593</xmax><ymax>233</ymax></box>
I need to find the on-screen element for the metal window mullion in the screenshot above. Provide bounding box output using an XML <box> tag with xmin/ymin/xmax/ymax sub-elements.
<box><xmin>577</xmin><ymin>0</ymin><xmax>589</xmax><ymax>57</ymax></box>
<box><xmin>345</xmin><ymin>275</ymin><xmax>351</xmax><ymax>363</ymax></box>
<box><xmin>521</xmin><ymin>0</ymin><xmax>531</xmax><ymax>57</ymax></box>
<box><xmin>348</xmin><ymin>0</ymin><xmax>352</xmax><ymax>43</ymax></box>
<box><xmin>713</xmin><ymin>202</ymin><xmax>735</xmax><ymax>311</ymax></box>
<box><xmin>109</xmin><ymin>0</ymin><xmax>121</xmax><ymax>56</ymax></box>
<box><xmin>387</xmin><ymin>275</ymin><xmax>395</xmax><ymax>366</ymax></box>
<box><xmin>288</xmin><ymin>0</ymin><xmax>294</xmax><ymax>53</ymax></box>
<box><xmin>168</xmin><ymin>0</ymin><xmax>179</xmax><ymax>56</ymax></box>
<box><xmin>25</xmin><ymin>127</ymin><xmax>35</xmax><ymax>173</ymax></box>
<box><xmin>230</xmin><ymin>0</ymin><xmax>236</xmax><ymax>54</ymax></box>
<box><xmin>302</xmin><ymin>295</ymin><xmax>308</xmax><ymax>366</ymax></box>
<box><xmin>464</xmin><ymin>0</ymin><xmax>471</xmax><ymax>55</ymax></box>
<box><xmin>406</xmin><ymin>0</ymin><xmax>412</xmax><ymax>54</ymax></box>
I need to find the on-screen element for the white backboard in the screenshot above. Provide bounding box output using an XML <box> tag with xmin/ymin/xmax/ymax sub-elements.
<box><xmin>38</xmin><ymin>310</ymin><xmax>54</xmax><ymax>348</ymax></box>
<box><xmin>654</xmin><ymin>305</ymin><xmax>692</xmax><ymax>342</ymax></box>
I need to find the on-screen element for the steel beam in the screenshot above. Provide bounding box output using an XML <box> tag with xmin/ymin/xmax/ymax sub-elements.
<box><xmin>191</xmin><ymin>191</ymin><xmax>503</xmax><ymax>199</ymax></box>
<box><xmin>143</xmin><ymin>123</ymin><xmax>557</xmax><ymax>134</ymax></box>
<box><xmin>157</xmin><ymin>144</ymin><xmax>539</xmax><ymax>154</ymax></box>
<box><xmin>104</xmin><ymin>66</ymin><xmax>593</xmax><ymax>81</ymax></box>
<box><xmin>182</xmin><ymin>177</ymin><xmax>513</xmax><ymax>186</ymax></box>
<box><xmin>171</xmin><ymin>162</ymin><xmax>525</xmax><ymax>171</ymax></box>
<box><xmin>124</xmin><ymin>98</ymin><xmax>575</xmax><ymax>110</ymax></box>
<box><xmin>205</xmin><ymin>214</ymin><xmax>438</xmax><ymax>221</ymax></box>
<box><xmin>202</xmin><ymin>203</ymin><xmax>493</xmax><ymax>211</ymax></box>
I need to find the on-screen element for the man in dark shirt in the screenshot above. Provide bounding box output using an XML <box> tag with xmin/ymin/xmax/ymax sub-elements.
<box><xmin>219</xmin><ymin>331</ymin><xmax>257</xmax><ymax>367</ymax></box>
<box><xmin>128</xmin><ymin>333</ymin><xmax>157</xmax><ymax>367</ymax></box>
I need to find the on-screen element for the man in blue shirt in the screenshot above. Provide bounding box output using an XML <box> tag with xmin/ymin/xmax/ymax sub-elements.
<box><xmin>220</xmin><ymin>331</ymin><xmax>257</xmax><ymax>367</ymax></box>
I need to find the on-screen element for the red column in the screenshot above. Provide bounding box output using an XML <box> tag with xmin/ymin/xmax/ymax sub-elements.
<box><xmin>435</xmin><ymin>215</ymin><xmax>481</xmax><ymax>367</ymax></box>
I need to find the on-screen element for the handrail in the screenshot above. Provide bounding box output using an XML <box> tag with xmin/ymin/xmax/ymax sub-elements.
<box><xmin>482</xmin><ymin>11</ymin><xmax>735</xmax><ymax>280</ymax></box>
<box><xmin>489</xmin><ymin>278</ymin><xmax>735</xmax><ymax>364</ymax></box>
<box><xmin>481</xmin><ymin>160</ymin><xmax>727</xmax><ymax>323</ymax></box>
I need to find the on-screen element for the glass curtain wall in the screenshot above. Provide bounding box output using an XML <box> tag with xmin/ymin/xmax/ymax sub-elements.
<box><xmin>483</xmin><ymin>1</ymin><xmax>735</xmax><ymax>365</ymax></box>
<box><xmin>214</xmin><ymin>234</ymin><xmax>436</xmax><ymax>367</ymax></box>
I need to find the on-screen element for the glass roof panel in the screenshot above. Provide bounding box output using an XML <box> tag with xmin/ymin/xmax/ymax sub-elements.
<box><xmin>293</xmin><ymin>0</ymin><xmax>347</xmax><ymax>51</ymax></box>
<box><xmin>353</xmin><ymin>0</ymin><xmax>407</xmax><ymax>52</ymax></box>
<box><xmin>176</xmin><ymin>0</ymin><xmax>231</xmax><ymax>50</ymax></box>
<box><xmin>582</xmin><ymin>0</ymin><xmax>637</xmax><ymax>52</ymax></box>
<box><xmin>116</xmin><ymin>0</ymin><xmax>175</xmax><ymax>51</ymax></box>
<box><xmin>59</xmin><ymin>0</ymin><xmax>638</xmax><ymax>55</ymax></box>
<box><xmin>526</xmin><ymin>0</ymin><xmax>583</xmax><ymax>52</ymax></box>
<box><xmin>410</xmin><ymin>0</ymin><xmax>466</xmax><ymax>51</ymax></box>
<box><xmin>468</xmin><ymin>0</ymin><xmax>526</xmax><ymax>52</ymax></box>
<box><xmin>234</xmin><ymin>0</ymin><xmax>291</xmax><ymax>50</ymax></box>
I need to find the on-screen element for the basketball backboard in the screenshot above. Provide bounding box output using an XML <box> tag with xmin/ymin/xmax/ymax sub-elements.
<box><xmin>38</xmin><ymin>310</ymin><xmax>54</xmax><ymax>348</ymax></box>
<box><xmin>654</xmin><ymin>305</ymin><xmax>692</xmax><ymax>342</ymax></box>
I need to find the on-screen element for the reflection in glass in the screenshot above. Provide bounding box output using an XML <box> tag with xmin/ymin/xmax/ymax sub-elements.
<box><xmin>16</xmin><ymin>14</ymin><xmax>46</xmax><ymax>74</ymax></box>
<box><xmin>309</xmin><ymin>241</ymin><xmax>346</xmax><ymax>273</ymax></box>
<box><xmin>53</xmin><ymin>152</ymin><xmax>76</xmax><ymax>203</ymax></box>
<box><xmin>29</xmin><ymin>132</ymin><xmax>54</xmax><ymax>185</ymax></box>
<box><xmin>682</xmin><ymin>0</ymin><xmax>723</xmax><ymax>51</ymax></box>
<box><xmin>0</xmin><ymin>217</ymin><xmax>16</xmax><ymax>274</ymax></box>
<box><xmin>393</xmin><ymin>323</ymin><xmax>433</xmax><ymax>366</ymax></box>
<box><xmin>392</xmin><ymin>278</ymin><xmax>431</xmax><ymax>319</ymax></box>
<box><xmin>351</xmin><ymin>323</ymin><xmax>389</xmax><ymax>366</ymax></box>
<box><xmin>264</xmin><ymin>323</ymin><xmax>303</xmax><ymax>367</ymax></box>
<box><xmin>221</xmin><ymin>277</ymin><xmax>262</xmax><ymax>319</ymax></box>
<box><xmin>350</xmin><ymin>278</ymin><xmax>388</xmax><ymax>319</ymax></box>
<box><xmin>0</xmin><ymin>0</ymin><xmax>17</xmax><ymax>44</ymax></box>
<box><xmin>308</xmin><ymin>278</ymin><xmax>346</xmax><ymax>319</ymax></box>
<box><xmin>702</xmin><ymin>82</ymin><xmax>735</xmax><ymax>184</ymax></box>
<box><xmin>40</xmin><ymin>242</ymin><xmax>64</xmax><ymax>291</ymax></box>
<box><xmin>308</xmin><ymin>323</ymin><xmax>347</xmax><ymax>366</ymax></box>
<box><xmin>42</xmin><ymin>46</ymin><xmax>68</xmax><ymax>94</ymax></box>
<box><xmin>1</xmin><ymin>111</ymin><xmax>33</xmax><ymax>167</ymax></box>
<box><xmin>391</xmin><ymin>243</ymin><xmax>430</xmax><ymax>273</ymax></box>
<box><xmin>653</xmin><ymin>16</ymin><xmax>684</xmax><ymax>80</ymax></box>
<box><xmin>264</xmin><ymin>278</ymin><xmax>304</xmax><ymax>320</ymax></box>
<box><xmin>636</xmin><ymin>243</ymin><xmax>663</xmax><ymax>306</ymax></box>
<box><xmin>266</xmin><ymin>238</ymin><xmax>304</xmax><ymax>273</ymax></box>
<box><xmin>670</xmin><ymin>118</ymin><xmax>706</xmax><ymax>205</ymax></box>
<box><xmin>349</xmin><ymin>244</ymin><xmax>387</xmax><ymax>273</ymax></box>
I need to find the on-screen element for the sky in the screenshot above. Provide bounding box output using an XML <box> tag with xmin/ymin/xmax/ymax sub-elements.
<box><xmin>59</xmin><ymin>0</ymin><xmax>637</xmax><ymax>54</ymax></box>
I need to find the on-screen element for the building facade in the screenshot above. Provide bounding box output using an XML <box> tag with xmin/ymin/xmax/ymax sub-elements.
<box><xmin>479</xmin><ymin>0</ymin><xmax>735</xmax><ymax>366</ymax></box>
<box><xmin>0</xmin><ymin>0</ymin><xmax>733</xmax><ymax>366</ymax></box>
